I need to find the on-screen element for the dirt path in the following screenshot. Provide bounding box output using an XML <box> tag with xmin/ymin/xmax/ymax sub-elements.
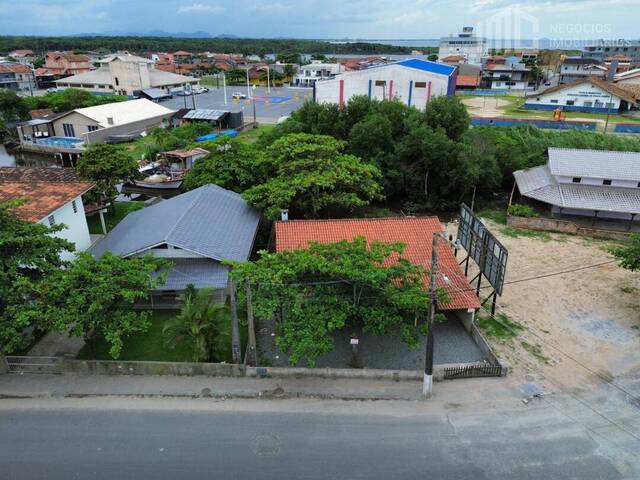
<box><xmin>447</xmin><ymin>220</ymin><xmax>640</xmax><ymax>390</ymax></box>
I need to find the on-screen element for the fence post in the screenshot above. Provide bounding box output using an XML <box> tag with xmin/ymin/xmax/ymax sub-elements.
<box><xmin>0</xmin><ymin>356</ymin><xmax>8</xmax><ymax>374</ymax></box>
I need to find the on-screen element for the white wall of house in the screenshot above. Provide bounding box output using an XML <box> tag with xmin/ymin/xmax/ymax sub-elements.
<box><xmin>556</xmin><ymin>175</ymin><xmax>639</xmax><ymax>188</ymax></box>
<box><xmin>109</xmin><ymin>59</ymin><xmax>152</xmax><ymax>95</ymax></box>
<box><xmin>294</xmin><ymin>62</ymin><xmax>344</xmax><ymax>86</ymax></box>
<box><xmin>315</xmin><ymin>65</ymin><xmax>451</xmax><ymax>110</ymax></box>
<box><xmin>438</xmin><ymin>38</ymin><xmax>488</xmax><ymax>65</ymax></box>
<box><xmin>525</xmin><ymin>81</ymin><xmax>625</xmax><ymax>111</ymax></box>
<box><xmin>52</xmin><ymin>112</ymin><xmax>101</xmax><ymax>138</ymax></box>
<box><xmin>38</xmin><ymin>195</ymin><xmax>91</xmax><ymax>261</ymax></box>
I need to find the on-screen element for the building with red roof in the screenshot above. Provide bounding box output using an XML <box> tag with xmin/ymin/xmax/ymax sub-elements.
<box><xmin>275</xmin><ymin>217</ymin><xmax>480</xmax><ymax>312</ymax></box>
<box><xmin>0</xmin><ymin>167</ymin><xmax>95</xmax><ymax>260</ymax></box>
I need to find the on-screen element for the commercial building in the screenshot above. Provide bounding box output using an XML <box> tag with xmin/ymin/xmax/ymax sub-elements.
<box><xmin>55</xmin><ymin>53</ymin><xmax>198</xmax><ymax>96</ymax></box>
<box><xmin>314</xmin><ymin>59</ymin><xmax>457</xmax><ymax>110</ymax></box>
<box><xmin>293</xmin><ymin>61</ymin><xmax>345</xmax><ymax>87</ymax></box>
<box><xmin>17</xmin><ymin>99</ymin><xmax>175</xmax><ymax>150</ymax></box>
<box><xmin>90</xmin><ymin>184</ymin><xmax>261</xmax><ymax>305</ymax></box>
<box><xmin>0</xmin><ymin>62</ymin><xmax>36</xmax><ymax>91</ymax></box>
<box><xmin>558</xmin><ymin>56</ymin><xmax>606</xmax><ymax>84</ymax></box>
<box><xmin>438</xmin><ymin>27</ymin><xmax>488</xmax><ymax>65</ymax></box>
<box><xmin>524</xmin><ymin>77</ymin><xmax>637</xmax><ymax>113</ymax></box>
<box><xmin>583</xmin><ymin>40</ymin><xmax>640</xmax><ymax>64</ymax></box>
<box><xmin>0</xmin><ymin>167</ymin><xmax>94</xmax><ymax>261</ymax></box>
<box><xmin>514</xmin><ymin>147</ymin><xmax>640</xmax><ymax>223</ymax></box>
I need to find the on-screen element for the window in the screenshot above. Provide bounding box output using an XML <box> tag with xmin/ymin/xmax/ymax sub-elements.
<box><xmin>72</xmin><ymin>200</ymin><xmax>78</xmax><ymax>213</ymax></box>
<box><xmin>374</xmin><ymin>80</ymin><xmax>386</xmax><ymax>86</ymax></box>
<box><xmin>87</xmin><ymin>125</ymin><xmax>99</xmax><ymax>132</ymax></box>
<box><xmin>566</xmin><ymin>100</ymin><xmax>575</xmax><ymax>106</ymax></box>
<box><xmin>550</xmin><ymin>99</ymin><xmax>558</xmax><ymax>104</ymax></box>
<box><xmin>62</xmin><ymin>123</ymin><xmax>75</xmax><ymax>137</ymax></box>
<box><xmin>48</xmin><ymin>215</ymin><xmax>55</xmax><ymax>226</ymax></box>
<box><xmin>583</xmin><ymin>101</ymin><xmax>593</xmax><ymax>107</ymax></box>
<box><xmin>114</xmin><ymin>77</ymin><xmax>119</xmax><ymax>86</ymax></box>
<box><xmin>414</xmin><ymin>81</ymin><xmax>427</xmax><ymax>88</ymax></box>
<box><xmin>602</xmin><ymin>179</ymin><xmax>612</xmax><ymax>186</ymax></box>
<box><xmin>572</xmin><ymin>177</ymin><xmax>582</xmax><ymax>183</ymax></box>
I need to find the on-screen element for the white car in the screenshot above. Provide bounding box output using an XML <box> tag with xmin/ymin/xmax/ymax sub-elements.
<box><xmin>192</xmin><ymin>86</ymin><xmax>209</xmax><ymax>94</ymax></box>
<box><xmin>232</xmin><ymin>92</ymin><xmax>247</xmax><ymax>99</ymax></box>
<box><xmin>277</xmin><ymin>115</ymin><xmax>291</xmax><ymax>124</ymax></box>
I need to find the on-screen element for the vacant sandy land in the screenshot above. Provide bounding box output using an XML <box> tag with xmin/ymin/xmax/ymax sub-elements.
<box><xmin>461</xmin><ymin>96</ymin><xmax>513</xmax><ymax>117</ymax></box>
<box><xmin>447</xmin><ymin>220</ymin><xmax>640</xmax><ymax>389</ymax></box>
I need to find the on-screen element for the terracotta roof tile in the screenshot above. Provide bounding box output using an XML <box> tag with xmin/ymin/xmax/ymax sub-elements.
<box><xmin>457</xmin><ymin>75</ymin><xmax>481</xmax><ymax>87</ymax></box>
<box><xmin>0</xmin><ymin>63</ymin><xmax>31</xmax><ymax>74</ymax></box>
<box><xmin>0</xmin><ymin>167</ymin><xmax>94</xmax><ymax>222</ymax></box>
<box><xmin>275</xmin><ymin>217</ymin><xmax>480</xmax><ymax>311</ymax></box>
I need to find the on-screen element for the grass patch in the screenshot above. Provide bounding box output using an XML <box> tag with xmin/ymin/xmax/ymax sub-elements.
<box><xmin>237</xmin><ymin>124</ymin><xmax>274</xmax><ymax>143</ymax></box>
<box><xmin>500</xmin><ymin>226</ymin><xmax>553</xmax><ymax>241</ymax></box>
<box><xmin>521</xmin><ymin>340</ymin><xmax>552</xmax><ymax>364</ymax></box>
<box><xmin>477</xmin><ymin>209</ymin><xmax>507</xmax><ymax>225</ymax></box>
<box><xmin>87</xmin><ymin>201</ymin><xmax>147</xmax><ymax>234</ymax></box>
<box><xmin>477</xmin><ymin>313</ymin><xmax>523</xmax><ymax>338</ymax></box>
<box><xmin>77</xmin><ymin>307</ymin><xmax>247</xmax><ymax>363</ymax></box>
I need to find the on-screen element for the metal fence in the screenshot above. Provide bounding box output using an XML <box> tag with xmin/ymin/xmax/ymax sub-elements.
<box><xmin>443</xmin><ymin>363</ymin><xmax>503</xmax><ymax>379</ymax></box>
<box><xmin>4</xmin><ymin>356</ymin><xmax>62</xmax><ymax>374</ymax></box>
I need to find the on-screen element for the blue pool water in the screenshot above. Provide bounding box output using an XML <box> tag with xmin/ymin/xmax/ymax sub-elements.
<box><xmin>37</xmin><ymin>136</ymin><xmax>84</xmax><ymax>147</ymax></box>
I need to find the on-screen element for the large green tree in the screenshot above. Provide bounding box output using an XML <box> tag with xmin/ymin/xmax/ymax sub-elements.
<box><xmin>29</xmin><ymin>252</ymin><xmax>169</xmax><ymax>359</ymax></box>
<box><xmin>242</xmin><ymin>133</ymin><xmax>384</xmax><ymax>219</ymax></box>
<box><xmin>423</xmin><ymin>95</ymin><xmax>470</xmax><ymax>141</ymax></box>
<box><xmin>0</xmin><ymin>89</ymin><xmax>29</xmax><ymax>122</ymax></box>
<box><xmin>0</xmin><ymin>200</ymin><xmax>73</xmax><ymax>354</ymax></box>
<box><xmin>75</xmin><ymin>143</ymin><xmax>139</xmax><ymax>207</ymax></box>
<box><xmin>230</xmin><ymin>238</ymin><xmax>444</xmax><ymax>367</ymax></box>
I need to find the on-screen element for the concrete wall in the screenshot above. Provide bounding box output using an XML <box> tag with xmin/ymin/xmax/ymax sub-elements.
<box><xmin>507</xmin><ymin>214</ymin><xmax>633</xmax><ymax>240</ymax></box>
<box><xmin>37</xmin><ymin>194</ymin><xmax>92</xmax><ymax>261</ymax></box>
<box><xmin>63</xmin><ymin>358</ymin><xmax>245</xmax><ymax>377</ymax></box>
<box><xmin>84</xmin><ymin>114</ymin><xmax>172</xmax><ymax>144</ymax></box>
<box><xmin>315</xmin><ymin>65</ymin><xmax>451</xmax><ymax>111</ymax></box>
<box><xmin>109</xmin><ymin>59</ymin><xmax>152</xmax><ymax>95</ymax></box>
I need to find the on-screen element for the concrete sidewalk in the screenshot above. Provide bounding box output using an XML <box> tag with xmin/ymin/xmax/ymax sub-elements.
<box><xmin>0</xmin><ymin>372</ymin><xmax>523</xmax><ymax>405</ymax></box>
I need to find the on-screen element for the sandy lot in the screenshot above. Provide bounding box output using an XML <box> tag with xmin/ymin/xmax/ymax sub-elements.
<box><xmin>461</xmin><ymin>96</ymin><xmax>514</xmax><ymax>117</ymax></box>
<box><xmin>447</xmin><ymin>220</ymin><xmax>640</xmax><ymax>390</ymax></box>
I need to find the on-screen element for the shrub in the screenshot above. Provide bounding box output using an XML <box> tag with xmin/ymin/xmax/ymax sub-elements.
<box><xmin>508</xmin><ymin>203</ymin><xmax>539</xmax><ymax>218</ymax></box>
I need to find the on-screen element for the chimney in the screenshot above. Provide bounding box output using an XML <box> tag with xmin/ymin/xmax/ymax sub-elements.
<box><xmin>280</xmin><ymin>209</ymin><xmax>289</xmax><ymax>221</ymax></box>
<box><xmin>608</xmin><ymin>60</ymin><xmax>618</xmax><ymax>81</ymax></box>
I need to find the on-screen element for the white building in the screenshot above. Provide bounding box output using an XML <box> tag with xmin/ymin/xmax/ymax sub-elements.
<box><xmin>314</xmin><ymin>59</ymin><xmax>457</xmax><ymax>110</ymax></box>
<box><xmin>524</xmin><ymin>77</ymin><xmax>637</xmax><ymax>114</ymax></box>
<box><xmin>0</xmin><ymin>168</ymin><xmax>95</xmax><ymax>261</ymax></box>
<box><xmin>558</xmin><ymin>56</ymin><xmax>606</xmax><ymax>84</ymax></box>
<box><xmin>438</xmin><ymin>27</ymin><xmax>488</xmax><ymax>65</ymax></box>
<box><xmin>514</xmin><ymin>148</ymin><xmax>640</xmax><ymax>222</ymax></box>
<box><xmin>293</xmin><ymin>61</ymin><xmax>345</xmax><ymax>87</ymax></box>
<box><xmin>483</xmin><ymin>62</ymin><xmax>532</xmax><ymax>90</ymax></box>
<box><xmin>17</xmin><ymin>99</ymin><xmax>175</xmax><ymax>149</ymax></box>
<box><xmin>55</xmin><ymin>53</ymin><xmax>198</xmax><ymax>96</ymax></box>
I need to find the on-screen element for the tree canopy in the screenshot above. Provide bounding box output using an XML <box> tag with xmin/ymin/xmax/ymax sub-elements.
<box><xmin>230</xmin><ymin>238</ymin><xmax>444</xmax><ymax>367</ymax></box>
<box><xmin>0</xmin><ymin>200</ymin><xmax>73</xmax><ymax>354</ymax></box>
<box><xmin>28</xmin><ymin>252</ymin><xmax>169</xmax><ymax>359</ymax></box>
<box><xmin>611</xmin><ymin>234</ymin><xmax>640</xmax><ymax>272</ymax></box>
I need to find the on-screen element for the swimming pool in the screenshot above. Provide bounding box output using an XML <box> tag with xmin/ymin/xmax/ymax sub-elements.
<box><xmin>36</xmin><ymin>136</ymin><xmax>84</xmax><ymax>148</ymax></box>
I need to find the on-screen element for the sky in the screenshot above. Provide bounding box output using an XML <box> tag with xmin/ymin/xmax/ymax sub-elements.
<box><xmin>0</xmin><ymin>0</ymin><xmax>638</xmax><ymax>40</ymax></box>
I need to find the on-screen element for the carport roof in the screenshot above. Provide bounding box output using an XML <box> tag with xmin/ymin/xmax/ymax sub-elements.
<box><xmin>183</xmin><ymin>109</ymin><xmax>229</xmax><ymax>121</ymax></box>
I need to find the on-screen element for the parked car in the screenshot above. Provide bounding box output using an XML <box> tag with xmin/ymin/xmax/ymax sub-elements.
<box><xmin>192</xmin><ymin>86</ymin><xmax>209</xmax><ymax>94</ymax></box>
<box><xmin>46</xmin><ymin>87</ymin><xmax>59</xmax><ymax>93</ymax></box>
<box><xmin>232</xmin><ymin>92</ymin><xmax>247</xmax><ymax>99</ymax></box>
<box><xmin>171</xmin><ymin>88</ymin><xmax>189</xmax><ymax>97</ymax></box>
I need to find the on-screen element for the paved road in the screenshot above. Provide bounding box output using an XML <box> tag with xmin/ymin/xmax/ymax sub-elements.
<box><xmin>161</xmin><ymin>85</ymin><xmax>313</xmax><ymax>122</ymax></box>
<box><xmin>0</xmin><ymin>390</ymin><xmax>638</xmax><ymax>480</ymax></box>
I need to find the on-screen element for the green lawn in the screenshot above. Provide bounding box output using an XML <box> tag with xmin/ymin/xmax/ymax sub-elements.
<box><xmin>87</xmin><ymin>201</ymin><xmax>147</xmax><ymax>234</ymax></box>
<box><xmin>237</xmin><ymin>124</ymin><xmax>274</xmax><ymax>143</ymax></box>
<box><xmin>76</xmin><ymin>307</ymin><xmax>248</xmax><ymax>363</ymax></box>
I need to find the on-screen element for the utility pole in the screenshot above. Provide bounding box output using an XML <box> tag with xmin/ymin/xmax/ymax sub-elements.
<box><xmin>245</xmin><ymin>282</ymin><xmax>258</xmax><ymax>367</ymax></box>
<box><xmin>604</xmin><ymin>91</ymin><xmax>614</xmax><ymax>134</ymax></box>
<box><xmin>229</xmin><ymin>277</ymin><xmax>241</xmax><ymax>364</ymax></box>
<box><xmin>246</xmin><ymin>68</ymin><xmax>251</xmax><ymax>99</ymax></box>
<box><xmin>223</xmin><ymin>72</ymin><xmax>228</xmax><ymax>105</ymax></box>
<box><xmin>423</xmin><ymin>232</ymin><xmax>439</xmax><ymax>399</ymax></box>
<box><xmin>266</xmin><ymin>66</ymin><xmax>271</xmax><ymax>94</ymax></box>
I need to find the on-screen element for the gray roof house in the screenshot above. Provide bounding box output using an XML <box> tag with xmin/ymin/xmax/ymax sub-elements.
<box><xmin>90</xmin><ymin>184</ymin><xmax>260</xmax><ymax>294</ymax></box>
<box><xmin>514</xmin><ymin>147</ymin><xmax>640</xmax><ymax>222</ymax></box>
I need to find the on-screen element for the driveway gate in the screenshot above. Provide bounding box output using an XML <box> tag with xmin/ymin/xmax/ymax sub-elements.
<box><xmin>4</xmin><ymin>356</ymin><xmax>62</xmax><ymax>374</ymax></box>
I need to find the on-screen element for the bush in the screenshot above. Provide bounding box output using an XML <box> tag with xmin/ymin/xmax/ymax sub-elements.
<box><xmin>508</xmin><ymin>203</ymin><xmax>539</xmax><ymax>218</ymax></box>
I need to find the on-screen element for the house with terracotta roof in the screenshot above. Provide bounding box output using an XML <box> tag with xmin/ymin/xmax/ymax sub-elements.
<box><xmin>275</xmin><ymin>217</ymin><xmax>480</xmax><ymax>322</ymax></box>
<box><xmin>525</xmin><ymin>77</ymin><xmax>638</xmax><ymax>113</ymax></box>
<box><xmin>0</xmin><ymin>62</ymin><xmax>36</xmax><ymax>91</ymax></box>
<box><xmin>0</xmin><ymin>168</ymin><xmax>95</xmax><ymax>261</ymax></box>
<box><xmin>44</xmin><ymin>51</ymin><xmax>92</xmax><ymax>76</ymax></box>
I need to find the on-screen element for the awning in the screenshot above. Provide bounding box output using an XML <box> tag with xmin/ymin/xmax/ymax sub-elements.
<box><xmin>151</xmin><ymin>258</ymin><xmax>229</xmax><ymax>291</ymax></box>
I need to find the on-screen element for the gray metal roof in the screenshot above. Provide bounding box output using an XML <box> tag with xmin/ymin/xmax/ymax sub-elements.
<box><xmin>514</xmin><ymin>164</ymin><xmax>640</xmax><ymax>214</ymax></box>
<box><xmin>152</xmin><ymin>258</ymin><xmax>229</xmax><ymax>291</ymax></box>
<box><xmin>90</xmin><ymin>184</ymin><xmax>260</xmax><ymax>260</ymax></box>
<box><xmin>141</xmin><ymin>88</ymin><xmax>171</xmax><ymax>99</ymax></box>
<box><xmin>549</xmin><ymin>147</ymin><xmax>640</xmax><ymax>181</ymax></box>
<box><xmin>183</xmin><ymin>109</ymin><xmax>229</xmax><ymax>121</ymax></box>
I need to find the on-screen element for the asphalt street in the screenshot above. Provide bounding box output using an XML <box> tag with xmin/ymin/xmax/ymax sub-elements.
<box><xmin>1</xmin><ymin>390</ymin><xmax>638</xmax><ymax>480</ymax></box>
<box><xmin>161</xmin><ymin>85</ymin><xmax>313</xmax><ymax>122</ymax></box>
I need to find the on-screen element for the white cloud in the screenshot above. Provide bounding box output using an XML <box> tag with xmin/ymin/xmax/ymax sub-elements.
<box><xmin>178</xmin><ymin>3</ymin><xmax>224</xmax><ymax>14</ymax></box>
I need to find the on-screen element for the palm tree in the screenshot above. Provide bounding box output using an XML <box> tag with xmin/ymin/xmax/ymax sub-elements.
<box><xmin>163</xmin><ymin>286</ymin><xmax>230</xmax><ymax>362</ymax></box>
